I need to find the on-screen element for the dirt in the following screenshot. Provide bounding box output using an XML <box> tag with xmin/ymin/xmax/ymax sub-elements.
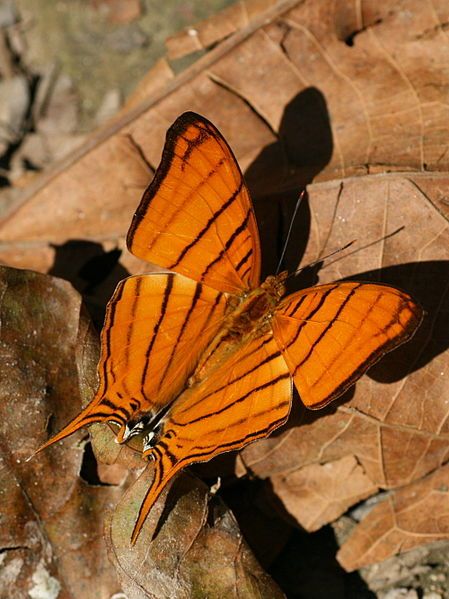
<box><xmin>14</xmin><ymin>0</ymin><xmax>234</xmax><ymax>128</ymax></box>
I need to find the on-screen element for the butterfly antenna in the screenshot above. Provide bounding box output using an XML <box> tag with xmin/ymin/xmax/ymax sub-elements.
<box><xmin>291</xmin><ymin>240</ymin><xmax>356</xmax><ymax>279</ymax></box>
<box><xmin>290</xmin><ymin>224</ymin><xmax>406</xmax><ymax>280</ymax></box>
<box><xmin>275</xmin><ymin>190</ymin><xmax>305</xmax><ymax>275</ymax></box>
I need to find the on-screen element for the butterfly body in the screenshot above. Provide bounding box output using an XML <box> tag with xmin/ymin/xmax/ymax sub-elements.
<box><xmin>118</xmin><ymin>271</ymin><xmax>287</xmax><ymax>454</ymax></box>
<box><xmin>193</xmin><ymin>271</ymin><xmax>287</xmax><ymax>376</ymax></box>
<box><xmin>35</xmin><ymin>112</ymin><xmax>423</xmax><ymax>544</ymax></box>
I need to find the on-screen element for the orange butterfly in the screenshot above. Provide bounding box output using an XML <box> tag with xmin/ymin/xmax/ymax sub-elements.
<box><xmin>37</xmin><ymin>112</ymin><xmax>422</xmax><ymax>543</ymax></box>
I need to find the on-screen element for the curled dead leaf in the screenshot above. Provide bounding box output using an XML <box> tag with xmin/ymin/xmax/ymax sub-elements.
<box><xmin>106</xmin><ymin>468</ymin><xmax>284</xmax><ymax>599</ymax></box>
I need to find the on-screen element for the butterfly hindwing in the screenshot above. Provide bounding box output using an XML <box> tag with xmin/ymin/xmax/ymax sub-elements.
<box><xmin>130</xmin><ymin>332</ymin><xmax>292</xmax><ymax>542</ymax></box>
<box><xmin>271</xmin><ymin>282</ymin><xmax>423</xmax><ymax>409</ymax></box>
<box><xmin>37</xmin><ymin>272</ymin><xmax>229</xmax><ymax>451</ymax></box>
<box><xmin>127</xmin><ymin>112</ymin><xmax>261</xmax><ymax>294</ymax></box>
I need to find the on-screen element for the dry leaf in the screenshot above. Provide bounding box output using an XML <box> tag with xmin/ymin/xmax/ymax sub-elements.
<box><xmin>337</xmin><ymin>464</ymin><xmax>449</xmax><ymax>571</ymax></box>
<box><xmin>0</xmin><ymin>266</ymin><xmax>124</xmax><ymax>598</ymax></box>
<box><xmin>243</xmin><ymin>171</ymin><xmax>449</xmax><ymax>481</ymax></box>
<box><xmin>239</xmin><ymin>172</ymin><xmax>449</xmax><ymax>567</ymax></box>
<box><xmin>120</xmin><ymin>58</ymin><xmax>174</xmax><ymax>113</ymax></box>
<box><xmin>271</xmin><ymin>455</ymin><xmax>378</xmax><ymax>532</ymax></box>
<box><xmin>0</xmin><ymin>265</ymin><xmax>284</xmax><ymax>597</ymax></box>
<box><xmin>165</xmin><ymin>0</ymin><xmax>278</xmax><ymax>59</ymax></box>
<box><xmin>106</xmin><ymin>468</ymin><xmax>284</xmax><ymax>599</ymax></box>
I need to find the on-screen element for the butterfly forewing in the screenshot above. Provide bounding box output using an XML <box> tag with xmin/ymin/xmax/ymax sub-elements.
<box><xmin>127</xmin><ymin>112</ymin><xmax>261</xmax><ymax>294</ymax></box>
<box><xmin>97</xmin><ymin>272</ymin><xmax>229</xmax><ymax>418</ymax></box>
<box><xmin>272</xmin><ymin>282</ymin><xmax>423</xmax><ymax>409</ymax></box>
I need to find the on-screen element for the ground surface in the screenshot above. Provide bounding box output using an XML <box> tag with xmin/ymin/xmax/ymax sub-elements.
<box><xmin>0</xmin><ymin>1</ymin><xmax>448</xmax><ymax>598</ymax></box>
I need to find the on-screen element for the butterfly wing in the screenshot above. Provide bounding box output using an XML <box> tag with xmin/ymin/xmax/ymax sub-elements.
<box><xmin>127</xmin><ymin>112</ymin><xmax>261</xmax><ymax>294</ymax></box>
<box><xmin>130</xmin><ymin>332</ymin><xmax>292</xmax><ymax>543</ymax></box>
<box><xmin>271</xmin><ymin>282</ymin><xmax>423</xmax><ymax>409</ymax></box>
<box><xmin>36</xmin><ymin>272</ymin><xmax>229</xmax><ymax>451</ymax></box>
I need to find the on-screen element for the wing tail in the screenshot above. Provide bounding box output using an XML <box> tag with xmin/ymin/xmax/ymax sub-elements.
<box><xmin>28</xmin><ymin>399</ymin><xmax>115</xmax><ymax>459</ymax></box>
<box><xmin>130</xmin><ymin>451</ymin><xmax>185</xmax><ymax>545</ymax></box>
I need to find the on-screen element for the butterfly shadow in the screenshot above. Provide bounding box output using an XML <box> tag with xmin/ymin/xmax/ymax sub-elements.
<box><xmin>48</xmin><ymin>239</ymin><xmax>128</xmax><ymax>327</ymax></box>
<box><xmin>244</xmin><ymin>87</ymin><xmax>334</xmax><ymax>279</ymax></box>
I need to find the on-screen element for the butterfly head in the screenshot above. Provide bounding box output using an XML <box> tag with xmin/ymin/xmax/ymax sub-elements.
<box><xmin>260</xmin><ymin>271</ymin><xmax>288</xmax><ymax>302</ymax></box>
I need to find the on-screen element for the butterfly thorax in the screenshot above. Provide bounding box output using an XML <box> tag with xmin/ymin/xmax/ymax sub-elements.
<box><xmin>228</xmin><ymin>271</ymin><xmax>287</xmax><ymax>333</ymax></box>
<box><xmin>189</xmin><ymin>272</ymin><xmax>287</xmax><ymax>385</ymax></box>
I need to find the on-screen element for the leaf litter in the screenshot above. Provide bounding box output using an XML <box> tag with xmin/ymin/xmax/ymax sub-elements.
<box><xmin>1</xmin><ymin>1</ymin><xmax>449</xmax><ymax>597</ymax></box>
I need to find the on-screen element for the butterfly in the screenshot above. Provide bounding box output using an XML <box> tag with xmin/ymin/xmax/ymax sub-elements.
<box><xmin>36</xmin><ymin>112</ymin><xmax>423</xmax><ymax>543</ymax></box>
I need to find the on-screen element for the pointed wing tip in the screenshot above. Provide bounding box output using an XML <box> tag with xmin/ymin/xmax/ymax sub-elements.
<box><xmin>25</xmin><ymin>449</ymin><xmax>40</xmax><ymax>463</ymax></box>
<box><xmin>25</xmin><ymin>428</ymin><xmax>71</xmax><ymax>461</ymax></box>
<box><xmin>28</xmin><ymin>404</ymin><xmax>105</xmax><ymax>457</ymax></box>
<box><xmin>28</xmin><ymin>434</ymin><xmax>64</xmax><ymax>459</ymax></box>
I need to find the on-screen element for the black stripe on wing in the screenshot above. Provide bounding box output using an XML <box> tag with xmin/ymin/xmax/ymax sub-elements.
<box><xmin>140</xmin><ymin>273</ymin><xmax>174</xmax><ymax>390</ymax></box>
<box><xmin>292</xmin><ymin>284</ymin><xmax>362</xmax><ymax>375</ymax></box>
<box><xmin>172</xmin><ymin>371</ymin><xmax>290</xmax><ymax>427</ymax></box>
<box><xmin>168</xmin><ymin>181</ymin><xmax>243</xmax><ymax>270</ymax></box>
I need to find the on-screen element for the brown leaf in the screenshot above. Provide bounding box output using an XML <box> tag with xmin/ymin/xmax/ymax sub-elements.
<box><xmin>0</xmin><ymin>265</ymin><xmax>277</xmax><ymax>597</ymax></box>
<box><xmin>0</xmin><ymin>266</ymin><xmax>123</xmax><ymax>598</ymax></box>
<box><xmin>337</xmin><ymin>464</ymin><xmax>449</xmax><ymax>572</ymax></box>
<box><xmin>120</xmin><ymin>58</ymin><xmax>174</xmax><ymax>113</ymax></box>
<box><xmin>165</xmin><ymin>0</ymin><xmax>278</xmax><ymax>59</ymax></box>
<box><xmin>271</xmin><ymin>455</ymin><xmax>378</xmax><ymax>532</ymax></box>
<box><xmin>1</xmin><ymin>0</ymin><xmax>449</xmax><ymax>576</ymax></box>
<box><xmin>243</xmin><ymin>171</ymin><xmax>449</xmax><ymax>482</ymax></box>
<box><xmin>2</xmin><ymin>0</ymin><xmax>449</xmax><ymax>282</ymax></box>
<box><xmin>239</xmin><ymin>171</ymin><xmax>449</xmax><ymax>566</ymax></box>
<box><xmin>106</xmin><ymin>468</ymin><xmax>285</xmax><ymax>599</ymax></box>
